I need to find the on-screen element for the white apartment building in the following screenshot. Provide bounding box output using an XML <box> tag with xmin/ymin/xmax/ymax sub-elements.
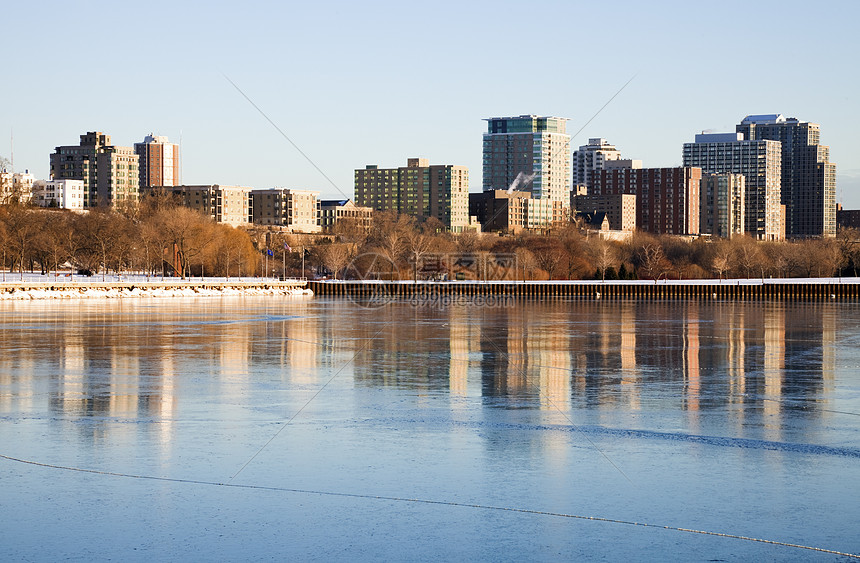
<box><xmin>34</xmin><ymin>179</ymin><xmax>85</xmax><ymax>209</ymax></box>
<box><xmin>0</xmin><ymin>170</ymin><xmax>35</xmax><ymax>204</ymax></box>
<box><xmin>572</xmin><ymin>138</ymin><xmax>622</xmax><ymax>189</ymax></box>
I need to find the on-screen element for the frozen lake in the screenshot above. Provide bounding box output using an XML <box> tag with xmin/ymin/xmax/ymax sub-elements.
<box><xmin>1</xmin><ymin>297</ymin><xmax>859</xmax><ymax>561</ymax></box>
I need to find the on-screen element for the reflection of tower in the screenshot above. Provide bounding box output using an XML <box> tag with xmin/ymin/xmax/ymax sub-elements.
<box><xmin>57</xmin><ymin>339</ymin><xmax>86</xmax><ymax>413</ymax></box>
<box><xmin>619</xmin><ymin>303</ymin><xmax>640</xmax><ymax>410</ymax></box>
<box><xmin>533</xmin><ymin>322</ymin><xmax>571</xmax><ymax>413</ymax></box>
<box><xmin>683</xmin><ymin>306</ymin><xmax>701</xmax><ymax>428</ymax></box>
<box><xmin>286</xmin><ymin>313</ymin><xmax>319</xmax><ymax>383</ymax></box>
<box><xmin>725</xmin><ymin>303</ymin><xmax>746</xmax><ymax>433</ymax></box>
<box><xmin>448</xmin><ymin>307</ymin><xmax>472</xmax><ymax>397</ymax></box>
<box><xmin>821</xmin><ymin>305</ymin><xmax>836</xmax><ymax>405</ymax></box>
<box><xmin>109</xmin><ymin>344</ymin><xmax>141</xmax><ymax>417</ymax></box>
<box><xmin>763</xmin><ymin>306</ymin><xmax>786</xmax><ymax>442</ymax></box>
<box><xmin>505</xmin><ymin>308</ymin><xmax>528</xmax><ymax>397</ymax></box>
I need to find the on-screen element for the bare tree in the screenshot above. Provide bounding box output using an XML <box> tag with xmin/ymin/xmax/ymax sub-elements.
<box><xmin>319</xmin><ymin>242</ymin><xmax>353</xmax><ymax>280</ymax></box>
<box><xmin>711</xmin><ymin>241</ymin><xmax>734</xmax><ymax>280</ymax></box>
<box><xmin>734</xmin><ymin>238</ymin><xmax>764</xmax><ymax>278</ymax></box>
<box><xmin>589</xmin><ymin>239</ymin><xmax>618</xmax><ymax>281</ymax></box>
<box><xmin>152</xmin><ymin>207</ymin><xmax>215</xmax><ymax>278</ymax></box>
<box><xmin>75</xmin><ymin>209</ymin><xmax>124</xmax><ymax>279</ymax></box>
<box><xmin>530</xmin><ymin>238</ymin><xmax>569</xmax><ymax>280</ymax></box>
<box><xmin>0</xmin><ymin>204</ymin><xmax>39</xmax><ymax>277</ymax></box>
<box><xmin>514</xmin><ymin>247</ymin><xmax>537</xmax><ymax>280</ymax></box>
<box><xmin>638</xmin><ymin>243</ymin><xmax>668</xmax><ymax>281</ymax></box>
<box><xmin>812</xmin><ymin>239</ymin><xmax>844</xmax><ymax>278</ymax></box>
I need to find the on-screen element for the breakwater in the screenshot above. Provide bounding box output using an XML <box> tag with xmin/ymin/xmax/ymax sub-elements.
<box><xmin>308</xmin><ymin>279</ymin><xmax>860</xmax><ymax>301</ymax></box>
<box><xmin>0</xmin><ymin>279</ymin><xmax>310</xmax><ymax>300</ymax></box>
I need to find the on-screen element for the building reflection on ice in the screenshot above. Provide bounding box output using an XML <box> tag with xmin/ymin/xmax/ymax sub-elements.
<box><xmin>0</xmin><ymin>298</ymin><xmax>840</xmax><ymax>450</ymax></box>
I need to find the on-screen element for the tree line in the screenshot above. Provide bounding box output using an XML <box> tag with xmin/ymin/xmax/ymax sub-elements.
<box><xmin>2</xmin><ymin>199</ymin><xmax>858</xmax><ymax>281</ymax></box>
<box><xmin>0</xmin><ymin>195</ymin><xmax>259</xmax><ymax>279</ymax></box>
<box><xmin>311</xmin><ymin>212</ymin><xmax>860</xmax><ymax>281</ymax></box>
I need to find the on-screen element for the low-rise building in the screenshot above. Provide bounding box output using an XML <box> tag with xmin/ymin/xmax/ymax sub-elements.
<box><xmin>836</xmin><ymin>207</ymin><xmax>860</xmax><ymax>230</ymax></box>
<box><xmin>319</xmin><ymin>199</ymin><xmax>373</xmax><ymax>231</ymax></box>
<box><xmin>525</xmin><ymin>198</ymin><xmax>566</xmax><ymax>230</ymax></box>
<box><xmin>33</xmin><ymin>179</ymin><xmax>85</xmax><ymax>209</ymax></box>
<box><xmin>251</xmin><ymin>188</ymin><xmax>321</xmax><ymax>232</ymax></box>
<box><xmin>469</xmin><ymin>190</ymin><xmax>531</xmax><ymax>233</ymax></box>
<box><xmin>572</xmin><ymin>193</ymin><xmax>636</xmax><ymax>232</ymax></box>
<box><xmin>0</xmin><ymin>170</ymin><xmax>35</xmax><ymax>204</ymax></box>
<box><xmin>150</xmin><ymin>185</ymin><xmax>252</xmax><ymax>226</ymax></box>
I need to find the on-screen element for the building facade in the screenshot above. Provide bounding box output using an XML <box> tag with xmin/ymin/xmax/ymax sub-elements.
<box><xmin>33</xmin><ymin>179</ymin><xmax>85</xmax><ymax>209</ymax></box>
<box><xmin>251</xmin><ymin>189</ymin><xmax>321</xmax><ymax>232</ymax></box>
<box><xmin>135</xmin><ymin>134</ymin><xmax>179</xmax><ymax>189</ymax></box>
<box><xmin>736</xmin><ymin>114</ymin><xmax>836</xmax><ymax>238</ymax></box>
<box><xmin>572</xmin><ymin>138</ymin><xmax>622</xmax><ymax>189</ymax></box>
<box><xmin>319</xmin><ymin>199</ymin><xmax>373</xmax><ymax>231</ymax></box>
<box><xmin>50</xmin><ymin>131</ymin><xmax>139</xmax><ymax>207</ymax></box>
<box><xmin>524</xmin><ymin>198</ymin><xmax>567</xmax><ymax>230</ymax></box>
<box><xmin>700</xmin><ymin>173</ymin><xmax>745</xmax><ymax>238</ymax></box>
<box><xmin>591</xmin><ymin>167</ymin><xmax>701</xmax><ymax>235</ymax></box>
<box><xmin>482</xmin><ymin>115</ymin><xmax>571</xmax><ymax>204</ymax></box>
<box><xmin>152</xmin><ymin>185</ymin><xmax>252</xmax><ymax>227</ymax></box>
<box><xmin>354</xmin><ymin>158</ymin><xmax>470</xmax><ymax>232</ymax></box>
<box><xmin>572</xmin><ymin>193</ymin><xmax>637</xmax><ymax>232</ymax></box>
<box><xmin>469</xmin><ymin>190</ymin><xmax>531</xmax><ymax>233</ymax></box>
<box><xmin>683</xmin><ymin>133</ymin><xmax>783</xmax><ymax>240</ymax></box>
<box><xmin>837</xmin><ymin>208</ymin><xmax>860</xmax><ymax>230</ymax></box>
<box><xmin>0</xmin><ymin>170</ymin><xmax>34</xmax><ymax>204</ymax></box>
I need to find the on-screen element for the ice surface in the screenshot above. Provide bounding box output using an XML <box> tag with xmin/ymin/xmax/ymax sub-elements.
<box><xmin>1</xmin><ymin>298</ymin><xmax>858</xmax><ymax>561</ymax></box>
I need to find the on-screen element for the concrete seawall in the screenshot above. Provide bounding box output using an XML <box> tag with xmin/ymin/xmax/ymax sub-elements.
<box><xmin>308</xmin><ymin>280</ymin><xmax>860</xmax><ymax>301</ymax></box>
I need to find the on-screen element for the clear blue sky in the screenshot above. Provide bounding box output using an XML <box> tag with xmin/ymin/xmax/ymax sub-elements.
<box><xmin>3</xmin><ymin>0</ymin><xmax>859</xmax><ymax>206</ymax></box>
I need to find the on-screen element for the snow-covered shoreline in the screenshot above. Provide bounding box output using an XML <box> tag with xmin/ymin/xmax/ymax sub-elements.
<box><xmin>0</xmin><ymin>282</ymin><xmax>312</xmax><ymax>300</ymax></box>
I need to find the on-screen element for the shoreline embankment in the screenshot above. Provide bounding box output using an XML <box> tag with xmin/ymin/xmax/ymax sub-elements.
<box><xmin>0</xmin><ymin>279</ymin><xmax>311</xmax><ymax>300</ymax></box>
<box><xmin>308</xmin><ymin>279</ymin><xmax>860</xmax><ymax>301</ymax></box>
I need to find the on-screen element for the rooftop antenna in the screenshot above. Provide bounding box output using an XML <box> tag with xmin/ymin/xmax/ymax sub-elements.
<box><xmin>10</xmin><ymin>127</ymin><xmax>13</xmax><ymax>172</ymax></box>
<box><xmin>179</xmin><ymin>129</ymin><xmax>183</xmax><ymax>185</ymax></box>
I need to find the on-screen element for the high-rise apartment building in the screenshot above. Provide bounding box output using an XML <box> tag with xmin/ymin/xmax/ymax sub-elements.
<box><xmin>590</xmin><ymin>167</ymin><xmax>701</xmax><ymax>236</ymax></box>
<box><xmin>572</xmin><ymin>138</ymin><xmax>622</xmax><ymax>189</ymax></box>
<box><xmin>49</xmin><ymin>131</ymin><xmax>139</xmax><ymax>207</ymax></box>
<box><xmin>354</xmin><ymin>158</ymin><xmax>470</xmax><ymax>232</ymax></box>
<box><xmin>683</xmin><ymin>133</ymin><xmax>783</xmax><ymax>240</ymax></box>
<box><xmin>700</xmin><ymin>173</ymin><xmax>745</xmax><ymax>238</ymax></box>
<box><xmin>135</xmin><ymin>134</ymin><xmax>179</xmax><ymax>189</ymax></box>
<box><xmin>736</xmin><ymin>114</ymin><xmax>836</xmax><ymax>238</ymax></box>
<box><xmin>482</xmin><ymin>115</ymin><xmax>571</xmax><ymax>204</ymax></box>
<box><xmin>251</xmin><ymin>188</ymin><xmax>321</xmax><ymax>232</ymax></box>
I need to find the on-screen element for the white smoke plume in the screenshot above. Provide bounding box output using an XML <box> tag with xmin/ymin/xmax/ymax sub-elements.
<box><xmin>507</xmin><ymin>171</ymin><xmax>536</xmax><ymax>194</ymax></box>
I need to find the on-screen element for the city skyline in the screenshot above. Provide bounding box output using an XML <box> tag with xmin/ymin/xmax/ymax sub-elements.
<box><xmin>2</xmin><ymin>1</ymin><xmax>858</xmax><ymax>206</ymax></box>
